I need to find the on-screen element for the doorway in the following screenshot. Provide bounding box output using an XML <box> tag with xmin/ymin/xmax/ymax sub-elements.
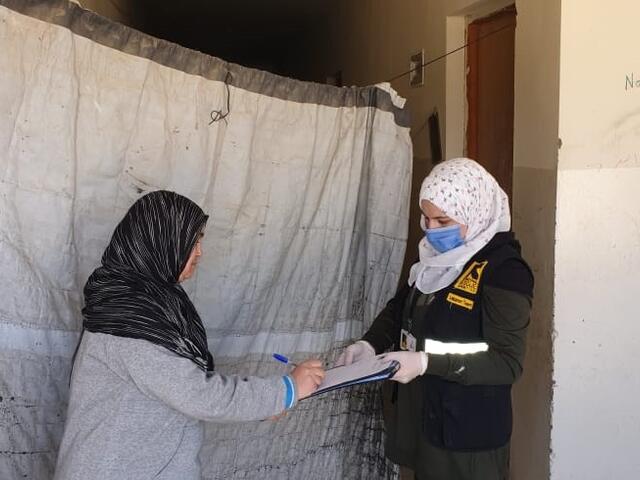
<box><xmin>466</xmin><ymin>5</ymin><xmax>517</xmax><ymax>200</ymax></box>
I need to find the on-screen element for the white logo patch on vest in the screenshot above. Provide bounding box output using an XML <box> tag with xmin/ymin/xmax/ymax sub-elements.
<box><xmin>453</xmin><ymin>260</ymin><xmax>489</xmax><ymax>295</ymax></box>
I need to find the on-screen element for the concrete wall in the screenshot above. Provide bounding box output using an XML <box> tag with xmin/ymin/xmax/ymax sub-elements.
<box><xmin>510</xmin><ymin>1</ymin><xmax>560</xmax><ymax>479</ymax></box>
<box><xmin>551</xmin><ymin>0</ymin><xmax>640</xmax><ymax>478</ymax></box>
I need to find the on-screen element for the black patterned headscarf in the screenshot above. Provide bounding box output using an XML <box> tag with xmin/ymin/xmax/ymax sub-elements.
<box><xmin>82</xmin><ymin>190</ymin><xmax>213</xmax><ymax>373</ymax></box>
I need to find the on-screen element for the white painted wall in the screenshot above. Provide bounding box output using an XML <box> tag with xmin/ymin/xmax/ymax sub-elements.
<box><xmin>553</xmin><ymin>0</ymin><xmax>640</xmax><ymax>478</ymax></box>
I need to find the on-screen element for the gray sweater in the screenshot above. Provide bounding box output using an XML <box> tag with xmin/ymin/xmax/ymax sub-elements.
<box><xmin>54</xmin><ymin>331</ymin><xmax>289</xmax><ymax>480</ymax></box>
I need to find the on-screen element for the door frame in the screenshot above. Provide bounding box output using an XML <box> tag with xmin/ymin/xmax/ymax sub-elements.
<box><xmin>444</xmin><ymin>0</ymin><xmax>516</xmax><ymax>159</ymax></box>
<box><xmin>466</xmin><ymin>4</ymin><xmax>516</xmax><ymax>169</ymax></box>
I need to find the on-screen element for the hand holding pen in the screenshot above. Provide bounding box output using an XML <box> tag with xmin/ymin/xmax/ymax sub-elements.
<box><xmin>273</xmin><ymin>353</ymin><xmax>325</xmax><ymax>400</ymax></box>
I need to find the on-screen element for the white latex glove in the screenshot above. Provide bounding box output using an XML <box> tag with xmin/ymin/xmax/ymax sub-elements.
<box><xmin>382</xmin><ymin>351</ymin><xmax>429</xmax><ymax>384</ymax></box>
<box><xmin>335</xmin><ymin>340</ymin><xmax>376</xmax><ymax>366</ymax></box>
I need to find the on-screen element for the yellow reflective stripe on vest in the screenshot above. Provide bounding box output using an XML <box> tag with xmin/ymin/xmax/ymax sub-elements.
<box><xmin>424</xmin><ymin>339</ymin><xmax>489</xmax><ymax>355</ymax></box>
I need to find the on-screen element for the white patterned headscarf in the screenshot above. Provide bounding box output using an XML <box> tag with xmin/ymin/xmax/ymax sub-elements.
<box><xmin>408</xmin><ymin>158</ymin><xmax>511</xmax><ymax>294</ymax></box>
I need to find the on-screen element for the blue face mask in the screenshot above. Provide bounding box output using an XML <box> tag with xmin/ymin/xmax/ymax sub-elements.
<box><xmin>425</xmin><ymin>224</ymin><xmax>464</xmax><ymax>253</ymax></box>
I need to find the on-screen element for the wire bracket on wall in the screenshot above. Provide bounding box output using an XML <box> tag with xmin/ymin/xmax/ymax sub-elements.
<box><xmin>209</xmin><ymin>71</ymin><xmax>232</xmax><ymax>125</ymax></box>
<box><xmin>386</xmin><ymin>23</ymin><xmax>512</xmax><ymax>83</ymax></box>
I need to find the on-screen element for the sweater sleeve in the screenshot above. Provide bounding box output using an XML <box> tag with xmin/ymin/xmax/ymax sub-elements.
<box><xmin>108</xmin><ymin>336</ymin><xmax>291</xmax><ymax>423</ymax></box>
<box><xmin>426</xmin><ymin>285</ymin><xmax>532</xmax><ymax>385</ymax></box>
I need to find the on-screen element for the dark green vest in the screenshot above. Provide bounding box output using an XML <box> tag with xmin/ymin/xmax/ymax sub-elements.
<box><xmin>393</xmin><ymin>233</ymin><xmax>531</xmax><ymax>452</ymax></box>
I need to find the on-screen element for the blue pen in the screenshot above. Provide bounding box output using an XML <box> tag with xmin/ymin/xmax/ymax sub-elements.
<box><xmin>273</xmin><ymin>353</ymin><xmax>297</xmax><ymax>367</ymax></box>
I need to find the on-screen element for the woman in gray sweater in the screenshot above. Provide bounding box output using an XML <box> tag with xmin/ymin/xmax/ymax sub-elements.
<box><xmin>54</xmin><ymin>191</ymin><xmax>324</xmax><ymax>480</ymax></box>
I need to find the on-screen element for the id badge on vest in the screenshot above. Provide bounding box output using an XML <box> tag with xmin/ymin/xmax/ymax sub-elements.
<box><xmin>400</xmin><ymin>329</ymin><xmax>417</xmax><ymax>352</ymax></box>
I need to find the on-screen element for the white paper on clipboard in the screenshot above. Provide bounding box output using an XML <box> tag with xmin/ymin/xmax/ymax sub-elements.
<box><xmin>308</xmin><ymin>356</ymin><xmax>400</xmax><ymax>397</ymax></box>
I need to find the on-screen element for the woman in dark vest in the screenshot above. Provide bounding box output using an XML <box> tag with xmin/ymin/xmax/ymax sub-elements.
<box><xmin>338</xmin><ymin>158</ymin><xmax>534</xmax><ymax>480</ymax></box>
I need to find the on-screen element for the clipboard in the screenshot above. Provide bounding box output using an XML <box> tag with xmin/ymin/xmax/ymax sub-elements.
<box><xmin>308</xmin><ymin>356</ymin><xmax>400</xmax><ymax>398</ymax></box>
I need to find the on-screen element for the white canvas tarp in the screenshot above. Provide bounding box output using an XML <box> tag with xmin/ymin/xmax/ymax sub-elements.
<box><xmin>0</xmin><ymin>1</ymin><xmax>412</xmax><ymax>478</ymax></box>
